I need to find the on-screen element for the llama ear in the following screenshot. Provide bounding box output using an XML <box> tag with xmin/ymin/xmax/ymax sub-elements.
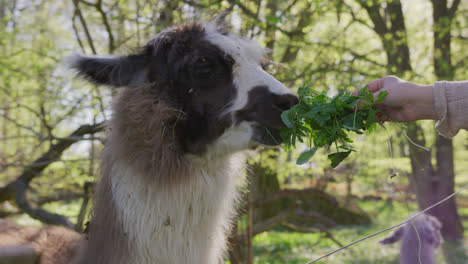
<box><xmin>68</xmin><ymin>54</ymin><xmax>147</xmax><ymax>87</ymax></box>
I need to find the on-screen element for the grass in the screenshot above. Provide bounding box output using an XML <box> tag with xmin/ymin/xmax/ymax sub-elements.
<box><xmin>249</xmin><ymin>200</ymin><xmax>468</xmax><ymax>264</ymax></box>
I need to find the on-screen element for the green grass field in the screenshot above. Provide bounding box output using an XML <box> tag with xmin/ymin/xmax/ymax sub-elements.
<box><xmin>250</xmin><ymin>200</ymin><xmax>468</xmax><ymax>264</ymax></box>
<box><xmin>14</xmin><ymin>195</ymin><xmax>468</xmax><ymax>263</ymax></box>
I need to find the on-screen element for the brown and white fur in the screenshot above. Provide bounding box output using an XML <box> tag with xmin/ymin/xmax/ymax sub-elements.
<box><xmin>380</xmin><ymin>214</ymin><xmax>442</xmax><ymax>264</ymax></box>
<box><xmin>65</xmin><ymin>23</ymin><xmax>298</xmax><ymax>264</ymax></box>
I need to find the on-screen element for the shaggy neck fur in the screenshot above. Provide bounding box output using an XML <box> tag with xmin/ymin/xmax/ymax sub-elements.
<box><xmin>74</xmin><ymin>85</ymin><xmax>245</xmax><ymax>264</ymax></box>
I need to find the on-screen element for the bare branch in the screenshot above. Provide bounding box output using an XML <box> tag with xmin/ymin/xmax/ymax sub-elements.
<box><xmin>72</xmin><ymin>11</ymin><xmax>86</xmax><ymax>53</ymax></box>
<box><xmin>282</xmin><ymin>222</ymin><xmax>344</xmax><ymax>248</ymax></box>
<box><xmin>346</xmin><ymin>2</ymin><xmax>373</xmax><ymax>31</ymax></box>
<box><xmin>449</xmin><ymin>0</ymin><xmax>461</xmax><ymax>18</ymax></box>
<box><xmin>235</xmin><ymin>209</ymin><xmax>292</xmax><ymax>241</ymax></box>
<box><xmin>85</xmin><ymin>0</ymin><xmax>116</xmax><ymax>53</ymax></box>
<box><xmin>228</xmin><ymin>0</ymin><xmax>295</xmax><ymax>37</ymax></box>
<box><xmin>53</xmin><ymin>95</ymin><xmax>87</xmax><ymax>125</ymax></box>
<box><xmin>72</xmin><ymin>0</ymin><xmax>97</xmax><ymax>54</ymax></box>
<box><xmin>252</xmin><ymin>188</ymin><xmax>338</xmax><ymax>208</ymax></box>
<box><xmin>0</xmin><ymin>122</ymin><xmax>105</xmax><ymax>203</ymax></box>
<box><xmin>36</xmin><ymin>192</ymin><xmax>86</xmax><ymax>205</ymax></box>
<box><xmin>0</xmin><ymin>113</ymin><xmax>45</xmax><ymax>140</ymax></box>
<box><xmin>356</xmin><ymin>0</ymin><xmax>388</xmax><ymax>36</ymax></box>
<box><xmin>15</xmin><ymin>180</ymin><xmax>74</xmax><ymax>228</ymax></box>
<box><xmin>294</xmin><ymin>208</ymin><xmax>337</xmax><ymax>227</ymax></box>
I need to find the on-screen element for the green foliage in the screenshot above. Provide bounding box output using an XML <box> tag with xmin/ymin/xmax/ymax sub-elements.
<box><xmin>280</xmin><ymin>84</ymin><xmax>388</xmax><ymax>167</ymax></box>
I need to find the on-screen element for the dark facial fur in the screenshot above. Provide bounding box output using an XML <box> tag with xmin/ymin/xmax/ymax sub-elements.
<box><xmin>71</xmin><ymin>23</ymin><xmax>297</xmax><ymax>154</ymax></box>
<box><xmin>72</xmin><ymin>24</ymin><xmax>238</xmax><ymax>154</ymax></box>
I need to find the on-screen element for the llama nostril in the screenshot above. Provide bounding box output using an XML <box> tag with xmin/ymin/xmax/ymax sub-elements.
<box><xmin>274</xmin><ymin>94</ymin><xmax>299</xmax><ymax>111</ymax></box>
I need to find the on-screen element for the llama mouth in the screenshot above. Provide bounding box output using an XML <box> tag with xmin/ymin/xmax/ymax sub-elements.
<box><xmin>234</xmin><ymin>86</ymin><xmax>298</xmax><ymax>147</ymax></box>
<box><xmin>251</xmin><ymin>124</ymin><xmax>283</xmax><ymax>146</ymax></box>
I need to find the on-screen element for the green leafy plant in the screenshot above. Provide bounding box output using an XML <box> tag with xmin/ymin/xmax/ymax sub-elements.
<box><xmin>280</xmin><ymin>84</ymin><xmax>388</xmax><ymax>167</ymax></box>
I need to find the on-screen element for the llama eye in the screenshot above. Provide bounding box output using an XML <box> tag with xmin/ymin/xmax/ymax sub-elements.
<box><xmin>192</xmin><ymin>57</ymin><xmax>213</xmax><ymax>79</ymax></box>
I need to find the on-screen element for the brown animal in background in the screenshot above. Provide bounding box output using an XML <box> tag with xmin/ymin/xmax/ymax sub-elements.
<box><xmin>380</xmin><ymin>214</ymin><xmax>442</xmax><ymax>264</ymax></box>
<box><xmin>0</xmin><ymin>219</ymin><xmax>80</xmax><ymax>263</ymax></box>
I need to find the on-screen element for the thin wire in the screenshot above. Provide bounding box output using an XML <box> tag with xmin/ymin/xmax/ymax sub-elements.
<box><xmin>402</xmin><ymin>129</ymin><xmax>430</xmax><ymax>152</ymax></box>
<box><xmin>305</xmin><ymin>184</ymin><xmax>468</xmax><ymax>264</ymax></box>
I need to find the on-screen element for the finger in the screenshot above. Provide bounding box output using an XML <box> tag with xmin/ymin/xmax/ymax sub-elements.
<box><xmin>353</xmin><ymin>77</ymin><xmax>384</xmax><ymax>96</ymax></box>
<box><xmin>367</xmin><ymin>77</ymin><xmax>385</xmax><ymax>93</ymax></box>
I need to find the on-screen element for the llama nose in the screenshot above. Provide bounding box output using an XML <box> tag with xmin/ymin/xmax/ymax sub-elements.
<box><xmin>273</xmin><ymin>94</ymin><xmax>299</xmax><ymax>112</ymax></box>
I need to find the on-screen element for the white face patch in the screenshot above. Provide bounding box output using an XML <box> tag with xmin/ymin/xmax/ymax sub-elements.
<box><xmin>202</xmin><ymin>25</ymin><xmax>295</xmax><ymax>154</ymax></box>
<box><xmin>204</xmin><ymin>26</ymin><xmax>292</xmax><ymax>112</ymax></box>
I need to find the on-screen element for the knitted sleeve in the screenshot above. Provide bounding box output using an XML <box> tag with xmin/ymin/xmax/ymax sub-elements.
<box><xmin>433</xmin><ymin>81</ymin><xmax>468</xmax><ymax>137</ymax></box>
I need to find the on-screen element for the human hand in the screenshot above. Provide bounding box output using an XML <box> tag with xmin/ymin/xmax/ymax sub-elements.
<box><xmin>353</xmin><ymin>76</ymin><xmax>437</xmax><ymax>122</ymax></box>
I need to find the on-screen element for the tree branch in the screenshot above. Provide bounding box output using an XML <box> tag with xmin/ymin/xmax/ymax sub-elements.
<box><xmin>252</xmin><ymin>188</ymin><xmax>338</xmax><ymax>208</ymax></box>
<box><xmin>357</xmin><ymin>0</ymin><xmax>388</xmax><ymax>36</ymax></box>
<box><xmin>0</xmin><ymin>113</ymin><xmax>45</xmax><ymax>140</ymax></box>
<box><xmin>72</xmin><ymin>11</ymin><xmax>86</xmax><ymax>53</ymax></box>
<box><xmin>94</xmin><ymin>0</ymin><xmax>115</xmax><ymax>52</ymax></box>
<box><xmin>449</xmin><ymin>0</ymin><xmax>461</xmax><ymax>19</ymax></box>
<box><xmin>294</xmin><ymin>208</ymin><xmax>337</xmax><ymax>227</ymax></box>
<box><xmin>36</xmin><ymin>192</ymin><xmax>86</xmax><ymax>205</ymax></box>
<box><xmin>235</xmin><ymin>209</ymin><xmax>292</xmax><ymax>241</ymax></box>
<box><xmin>72</xmin><ymin>0</ymin><xmax>97</xmax><ymax>54</ymax></box>
<box><xmin>15</xmin><ymin>180</ymin><xmax>74</xmax><ymax>228</ymax></box>
<box><xmin>283</xmin><ymin>222</ymin><xmax>344</xmax><ymax>248</ymax></box>
<box><xmin>0</xmin><ymin>122</ymin><xmax>104</xmax><ymax>203</ymax></box>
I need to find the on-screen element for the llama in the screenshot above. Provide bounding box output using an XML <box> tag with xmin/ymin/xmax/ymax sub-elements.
<box><xmin>67</xmin><ymin>22</ymin><xmax>298</xmax><ymax>264</ymax></box>
<box><xmin>380</xmin><ymin>214</ymin><xmax>442</xmax><ymax>264</ymax></box>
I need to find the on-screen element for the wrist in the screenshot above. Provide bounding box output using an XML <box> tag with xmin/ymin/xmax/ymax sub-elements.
<box><xmin>414</xmin><ymin>84</ymin><xmax>437</xmax><ymax>120</ymax></box>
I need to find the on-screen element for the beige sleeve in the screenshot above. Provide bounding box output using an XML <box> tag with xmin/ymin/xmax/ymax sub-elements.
<box><xmin>433</xmin><ymin>81</ymin><xmax>468</xmax><ymax>137</ymax></box>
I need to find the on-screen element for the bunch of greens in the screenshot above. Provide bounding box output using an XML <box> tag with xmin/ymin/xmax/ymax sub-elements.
<box><xmin>280</xmin><ymin>84</ymin><xmax>387</xmax><ymax>168</ymax></box>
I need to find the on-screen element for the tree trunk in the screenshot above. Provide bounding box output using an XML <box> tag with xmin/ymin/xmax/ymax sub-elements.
<box><xmin>429</xmin><ymin>1</ymin><xmax>466</xmax><ymax>261</ymax></box>
<box><xmin>429</xmin><ymin>0</ymin><xmax>464</xmax><ymax>243</ymax></box>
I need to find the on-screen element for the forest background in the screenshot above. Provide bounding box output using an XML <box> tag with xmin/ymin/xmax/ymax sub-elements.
<box><xmin>0</xmin><ymin>0</ymin><xmax>468</xmax><ymax>263</ymax></box>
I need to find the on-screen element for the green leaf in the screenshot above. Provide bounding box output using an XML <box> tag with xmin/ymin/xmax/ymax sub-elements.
<box><xmin>281</xmin><ymin>110</ymin><xmax>293</xmax><ymax>128</ymax></box>
<box><xmin>266</xmin><ymin>14</ymin><xmax>278</xmax><ymax>25</ymax></box>
<box><xmin>280</xmin><ymin>83</ymin><xmax>386</xmax><ymax>166</ymax></box>
<box><xmin>376</xmin><ymin>90</ymin><xmax>388</xmax><ymax>104</ymax></box>
<box><xmin>342</xmin><ymin>125</ymin><xmax>363</xmax><ymax>134</ymax></box>
<box><xmin>296</xmin><ymin>147</ymin><xmax>318</xmax><ymax>165</ymax></box>
<box><xmin>339</xmin><ymin>145</ymin><xmax>355</xmax><ymax>151</ymax></box>
<box><xmin>328</xmin><ymin>151</ymin><xmax>352</xmax><ymax>168</ymax></box>
<box><xmin>367</xmin><ymin>90</ymin><xmax>374</xmax><ymax>102</ymax></box>
<box><xmin>358</xmin><ymin>86</ymin><xmax>368</xmax><ymax>96</ymax></box>
<box><xmin>366</xmin><ymin>109</ymin><xmax>376</xmax><ymax>125</ymax></box>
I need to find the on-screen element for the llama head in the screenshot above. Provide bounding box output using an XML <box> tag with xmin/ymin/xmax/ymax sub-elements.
<box><xmin>70</xmin><ymin>23</ymin><xmax>297</xmax><ymax>156</ymax></box>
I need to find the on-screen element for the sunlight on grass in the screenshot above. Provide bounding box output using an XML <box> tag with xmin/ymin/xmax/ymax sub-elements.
<box><xmin>250</xmin><ymin>200</ymin><xmax>468</xmax><ymax>264</ymax></box>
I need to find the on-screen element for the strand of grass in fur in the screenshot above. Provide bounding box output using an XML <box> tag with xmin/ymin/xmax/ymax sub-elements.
<box><xmin>305</xmin><ymin>184</ymin><xmax>468</xmax><ymax>264</ymax></box>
